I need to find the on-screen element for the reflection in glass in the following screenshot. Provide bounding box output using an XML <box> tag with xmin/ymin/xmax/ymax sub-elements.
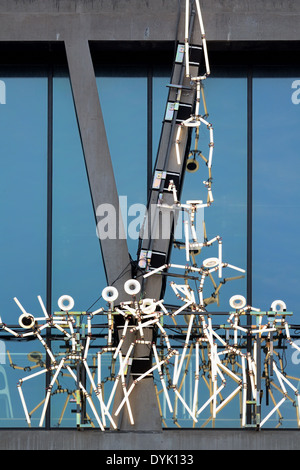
<box><xmin>253</xmin><ymin>76</ymin><xmax>300</xmax><ymax>428</ymax></box>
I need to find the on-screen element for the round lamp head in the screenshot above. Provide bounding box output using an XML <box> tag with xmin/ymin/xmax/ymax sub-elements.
<box><xmin>186</xmin><ymin>158</ymin><xmax>199</xmax><ymax>173</ymax></box>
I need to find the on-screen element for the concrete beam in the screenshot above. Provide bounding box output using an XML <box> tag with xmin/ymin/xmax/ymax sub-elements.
<box><xmin>0</xmin><ymin>0</ymin><xmax>299</xmax><ymax>42</ymax></box>
<box><xmin>0</xmin><ymin>428</ymin><xmax>299</xmax><ymax>450</ymax></box>
<box><xmin>65</xmin><ymin>37</ymin><xmax>132</xmax><ymax>296</ymax></box>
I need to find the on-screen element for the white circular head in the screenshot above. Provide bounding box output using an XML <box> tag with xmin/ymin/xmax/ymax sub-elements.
<box><xmin>203</xmin><ymin>257</ymin><xmax>219</xmax><ymax>268</ymax></box>
<box><xmin>229</xmin><ymin>295</ymin><xmax>247</xmax><ymax>310</ymax></box>
<box><xmin>58</xmin><ymin>295</ymin><xmax>75</xmax><ymax>312</ymax></box>
<box><xmin>271</xmin><ymin>300</ymin><xmax>286</xmax><ymax>312</ymax></box>
<box><xmin>124</xmin><ymin>279</ymin><xmax>141</xmax><ymax>296</ymax></box>
<box><xmin>102</xmin><ymin>286</ymin><xmax>119</xmax><ymax>303</ymax></box>
<box><xmin>18</xmin><ymin>313</ymin><xmax>35</xmax><ymax>329</ymax></box>
<box><xmin>141</xmin><ymin>298</ymin><xmax>156</xmax><ymax>314</ymax></box>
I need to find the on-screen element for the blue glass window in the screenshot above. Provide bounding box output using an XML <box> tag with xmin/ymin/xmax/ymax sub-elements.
<box><xmin>253</xmin><ymin>75</ymin><xmax>300</xmax><ymax>318</ymax></box>
<box><xmin>0</xmin><ymin>72</ymin><xmax>48</xmax><ymax>427</ymax></box>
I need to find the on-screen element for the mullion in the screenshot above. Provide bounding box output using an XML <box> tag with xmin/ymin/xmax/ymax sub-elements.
<box><xmin>45</xmin><ymin>63</ymin><xmax>54</xmax><ymax>429</ymax></box>
<box><xmin>246</xmin><ymin>67</ymin><xmax>253</xmax><ymax>425</ymax></box>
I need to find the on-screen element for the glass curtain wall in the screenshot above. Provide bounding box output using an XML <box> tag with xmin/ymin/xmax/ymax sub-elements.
<box><xmin>0</xmin><ymin>71</ymin><xmax>48</xmax><ymax>427</ymax></box>
<box><xmin>1</xmin><ymin>61</ymin><xmax>300</xmax><ymax>429</ymax></box>
<box><xmin>252</xmin><ymin>70</ymin><xmax>300</xmax><ymax>428</ymax></box>
<box><xmin>252</xmin><ymin>71</ymin><xmax>300</xmax><ymax>317</ymax></box>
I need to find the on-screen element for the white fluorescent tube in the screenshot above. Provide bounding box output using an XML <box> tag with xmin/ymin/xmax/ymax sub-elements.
<box><xmin>218</xmin><ymin>239</ymin><xmax>222</xmax><ymax>278</ymax></box>
<box><xmin>278</xmin><ymin>370</ymin><xmax>298</xmax><ymax>393</ymax></box>
<box><xmin>37</xmin><ymin>295</ymin><xmax>49</xmax><ymax>318</ymax></box>
<box><xmin>285</xmin><ymin>321</ymin><xmax>291</xmax><ymax>341</ymax></box>
<box><xmin>14</xmin><ymin>297</ymin><xmax>27</xmax><ymax>315</ymax></box>
<box><xmin>153</xmin><ymin>344</ymin><xmax>173</xmax><ymax>412</ymax></box>
<box><xmin>3</xmin><ymin>325</ymin><xmax>20</xmax><ymax>337</ymax></box>
<box><xmin>208</xmin><ymin>148</ymin><xmax>213</xmax><ymax>169</ymax></box>
<box><xmin>175</xmin><ymin>315</ymin><xmax>194</xmax><ymax>381</ymax></box>
<box><xmin>215</xmin><ymin>385</ymin><xmax>242</xmax><ymax>414</ymax></box>
<box><xmin>118</xmin><ymin>353</ymin><xmax>134</xmax><ymax>425</ymax></box>
<box><xmin>156</xmin><ymin>300</ymin><xmax>169</xmax><ymax>314</ymax></box>
<box><xmin>195</xmin><ymin>81</ymin><xmax>201</xmax><ymax>116</ymax></box>
<box><xmin>83</xmin><ymin>335</ymin><xmax>91</xmax><ymax>361</ymax></box>
<box><xmin>39</xmin><ymin>359</ymin><xmax>65</xmax><ymax>427</ymax></box>
<box><xmin>83</xmin><ymin>358</ymin><xmax>116</xmax><ymax>429</ymax></box>
<box><xmin>116</xmin><ymin>350</ymin><xmax>176</xmax><ymax>417</ymax></box>
<box><xmin>107</xmin><ymin>343</ymin><xmax>134</xmax><ymax>411</ymax></box>
<box><xmin>226</xmin><ymin>264</ymin><xmax>246</xmax><ymax>273</ymax></box>
<box><xmin>17</xmin><ymin>384</ymin><xmax>31</xmax><ymax>425</ymax></box>
<box><xmin>174</xmin><ymin>388</ymin><xmax>198</xmax><ymax>422</ymax></box>
<box><xmin>185</xmin><ymin>0</ymin><xmax>190</xmax><ymax>77</ymax></box>
<box><xmin>113</xmin><ymin>319</ymin><xmax>129</xmax><ymax>359</ymax></box>
<box><xmin>36</xmin><ymin>332</ymin><xmax>56</xmax><ymax>364</ymax></box>
<box><xmin>197</xmin><ymin>384</ymin><xmax>225</xmax><ymax>416</ymax></box>
<box><xmin>108</xmin><ymin>312</ymin><xmax>113</xmax><ymax>345</ymax></box>
<box><xmin>297</xmin><ymin>396</ymin><xmax>300</xmax><ymax>427</ymax></box>
<box><xmin>96</xmin><ymin>352</ymin><xmax>107</xmax><ymax>426</ymax></box>
<box><xmin>260</xmin><ymin>397</ymin><xmax>286</xmax><ymax>428</ymax></box>
<box><xmin>252</xmin><ymin>327</ymin><xmax>276</xmax><ymax>334</ymax></box>
<box><xmin>211</xmin><ymin>329</ymin><xmax>227</xmax><ymax>348</ymax></box>
<box><xmin>54</xmin><ymin>322</ymin><xmax>72</xmax><ymax>338</ymax></box>
<box><xmin>173</xmin><ymin>351</ymin><xmax>180</xmax><ymax>386</ymax></box>
<box><xmin>192</xmin><ymin>342</ymin><xmax>200</xmax><ymax>415</ymax></box>
<box><xmin>190</xmin><ymin>223</ymin><xmax>198</xmax><ymax>243</ymax></box>
<box><xmin>195</xmin><ymin>0</ymin><xmax>210</xmax><ymax>76</ymax></box>
<box><xmin>143</xmin><ymin>263</ymin><xmax>168</xmax><ymax>278</ymax></box>
<box><xmin>170</xmin><ymin>263</ymin><xmax>202</xmax><ymax>273</ymax></box>
<box><xmin>290</xmin><ymin>339</ymin><xmax>300</xmax><ymax>353</ymax></box>
<box><xmin>134</xmin><ymin>318</ymin><xmax>159</xmax><ymax>331</ymax></box>
<box><xmin>20</xmin><ymin>367</ymin><xmax>48</xmax><ymax>383</ymax></box>
<box><xmin>184</xmin><ymin>220</ymin><xmax>190</xmax><ymax>262</ymax></box>
<box><xmin>273</xmin><ymin>362</ymin><xmax>287</xmax><ymax>394</ymax></box>
<box><xmin>205</xmin><ymin>236</ymin><xmax>218</xmax><ymax>246</ymax></box>
<box><xmin>216</xmin><ymin>363</ymin><xmax>226</xmax><ymax>384</ymax></box>
<box><xmin>175</xmin><ymin>126</ymin><xmax>182</xmax><ymax>165</ymax></box>
<box><xmin>199</xmin><ymin>117</ymin><xmax>210</xmax><ymax>127</ymax></box>
<box><xmin>66</xmin><ymin>365</ymin><xmax>105</xmax><ymax>430</ymax></box>
<box><xmin>218</xmin><ymin>362</ymin><xmax>241</xmax><ymax>384</ymax></box>
<box><xmin>88</xmin><ymin>396</ymin><xmax>105</xmax><ymax>430</ymax></box>
<box><xmin>241</xmin><ymin>356</ymin><xmax>247</xmax><ymax>427</ymax></box>
<box><xmin>157</xmin><ymin>322</ymin><xmax>172</xmax><ymax>351</ymax></box>
<box><xmin>171</xmin><ymin>300</ymin><xmax>192</xmax><ymax>317</ymax></box>
<box><xmin>90</xmin><ymin>307</ymin><xmax>104</xmax><ymax>317</ymax></box>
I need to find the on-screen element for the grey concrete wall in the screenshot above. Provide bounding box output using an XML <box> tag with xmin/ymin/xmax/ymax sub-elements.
<box><xmin>0</xmin><ymin>428</ymin><xmax>299</xmax><ymax>450</ymax></box>
<box><xmin>0</xmin><ymin>0</ymin><xmax>299</xmax><ymax>42</ymax></box>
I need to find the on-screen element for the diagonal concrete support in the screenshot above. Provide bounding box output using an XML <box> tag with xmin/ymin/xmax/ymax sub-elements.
<box><xmin>65</xmin><ymin>38</ymin><xmax>132</xmax><ymax>297</ymax></box>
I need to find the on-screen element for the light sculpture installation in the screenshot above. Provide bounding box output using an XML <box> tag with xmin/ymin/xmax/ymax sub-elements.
<box><xmin>1</xmin><ymin>0</ymin><xmax>300</xmax><ymax>430</ymax></box>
